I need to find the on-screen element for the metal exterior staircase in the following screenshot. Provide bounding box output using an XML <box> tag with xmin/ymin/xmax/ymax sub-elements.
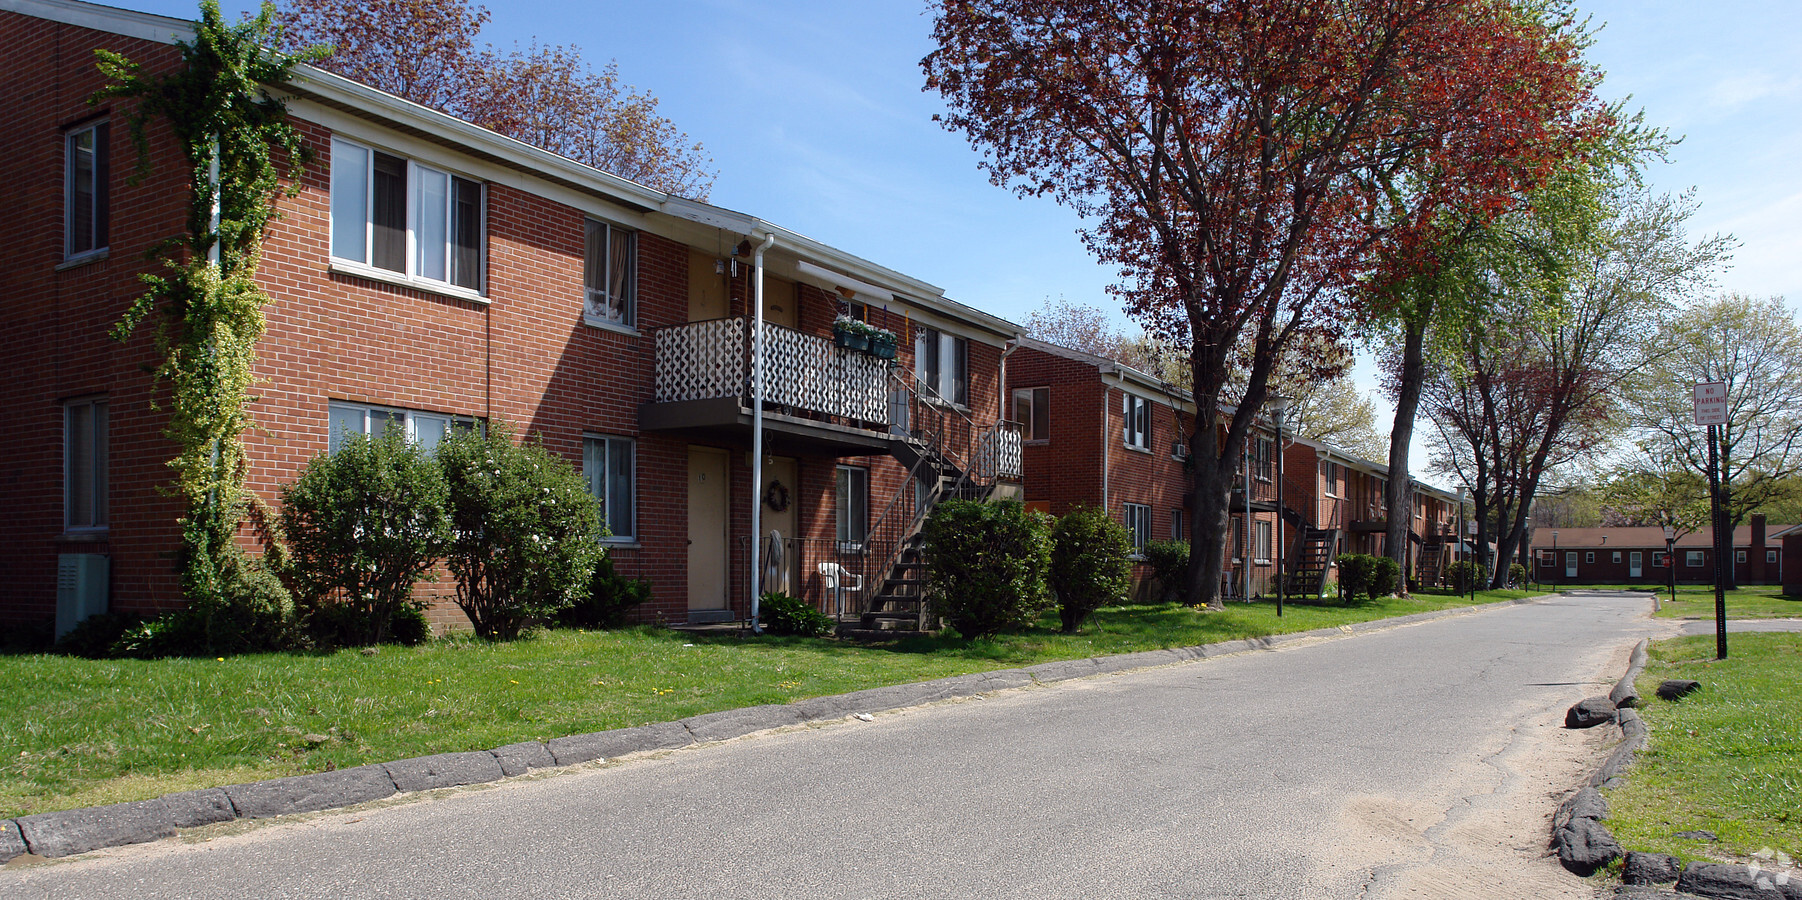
<box><xmin>1283</xmin><ymin>526</ymin><xmax>1341</xmax><ymax>602</ymax></box>
<box><xmin>1417</xmin><ymin>540</ymin><xmax>1448</xmax><ymax>588</ymax></box>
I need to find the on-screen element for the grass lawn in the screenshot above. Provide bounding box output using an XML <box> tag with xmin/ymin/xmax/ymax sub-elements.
<box><xmin>1</xmin><ymin>591</ymin><xmax>1513</xmax><ymax>819</ymax></box>
<box><xmin>1575</xmin><ymin>582</ymin><xmax>1802</xmax><ymax>620</ymax></box>
<box><xmin>1603</xmin><ymin>633</ymin><xmax>1802</xmax><ymax>864</ymax></box>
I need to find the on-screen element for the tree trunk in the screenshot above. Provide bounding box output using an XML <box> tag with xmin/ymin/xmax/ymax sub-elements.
<box><xmin>1185</xmin><ymin>413</ymin><xmax>1233</xmax><ymax>610</ymax></box>
<box><xmin>1384</xmin><ymin>317</ymin><xmax>1427</xmax><ymax>594</ymax></box>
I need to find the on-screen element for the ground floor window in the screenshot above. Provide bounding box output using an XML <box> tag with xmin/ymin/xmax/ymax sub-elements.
<box><xmin>1123</xmin><ymin>503</ymin><xmax>1150</xmax><ymax>556</ymax></box>
<box><xmin>1255</xmin><ymin>520</ymin><xmax>1271</xmax><ymax>565</ymax></box>
<box><xmin>837</xmin><ymin>466</ymin><xmax>869</xmax><ymax>552</ymax></box>
<box><xmin>1170</xmin><ymin>509</ymin><xmax>1184</xmax><ymax>543</ymax></box>
<box><xmin>1686</xmin><ymin>550</ymin><xmax>1704</xmax><ymax>567</ymax></box>
<box><xmin>584</xmin><ymin>435</ymin><xmax>635</xmax><ymax>541</ymax></box>
<box><xmin>64</xmin><ymin>397</ymin><xmax>108</xmax><ymax>531</ymax></box>
<box><xmin>328</xmin><ymin>400</ymin><xmax>476</xmax><ymax>455</ymax></box>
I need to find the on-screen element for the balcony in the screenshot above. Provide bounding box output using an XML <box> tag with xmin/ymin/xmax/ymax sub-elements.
<box><xmin>639</xmin><ymin>317</ymin><xmax>895</xmax><ymax>456</ymax></box>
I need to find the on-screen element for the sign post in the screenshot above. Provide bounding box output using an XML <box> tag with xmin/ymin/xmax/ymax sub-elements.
<box><xmin>1695</xmin><ymin>382</ymin><xmax>1728</xmax><ymax>660</ymax></box>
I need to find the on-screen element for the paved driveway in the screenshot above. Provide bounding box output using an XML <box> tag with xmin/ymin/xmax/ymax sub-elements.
<box><xmin>2</xmin><ymin>592</ymin><xmax>1660</xmax><ymax>899</ymax></box>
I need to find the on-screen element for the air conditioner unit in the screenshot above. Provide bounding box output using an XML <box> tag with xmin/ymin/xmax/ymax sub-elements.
<box><xmin>1172</xmin><ymin>442</ymin><xmax>1191</xmax><ymax>460</ymax></box>
<box><xmin>55</xmin><ymin>554</ymin><xmax>110</xmax><ymax>639</ymax></box>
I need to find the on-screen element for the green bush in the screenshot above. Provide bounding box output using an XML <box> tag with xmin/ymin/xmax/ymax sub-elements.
<box><xmin>1142</xmin><ymin>540</ymin><xmax>1190</xmax><ymax>603</ymax></box>
<box><xmin>559</xmin><ymin>550</ymin><xmax>650</xmax><ymax>629</ymax></box>
<box><xmin>1509</xmin><ymin>563</ymin><xmax>1526</xmax><ymax>586</ymax></box>
<box><xmin>922</xmin><ymin>499</ymin><xmax>1051</xmax><ymax>638</ymax></box>
<box><xmin>1445</xmin><ymin>560</ymin><xmax>1480</xmax><ymax>594</ymax></box>
<box><xmin>280</xmin><ymin>430</ymin><xmax>452</xmax><ymax>647</ymax></box>
<box><xmin>1335</xmin><ymin>553</ymin><xmax>1377</xmax><ymax>604</ymax></box>
<box><xmin>54</xmin><ymin>612</ymin><xmax>146</xmax><ymax>659</ymax></box>
<box><xmin>438</xmin><ymin>425</ymin><xmax>602</xmax><ymax>640</ymax></box>
<box><xmin>758</xmin><ymin>592</ymin><xmax>835</xmax><ymax>637</ymax></box>
<box><xmin>1049</xmin><ymin>507</ymin><xmax>1131</xmax><ymax>632</ymax></box>
<box><xmin>306</xmin><ymin>601</ymin><xmax>431</xmax><ymax>648</ymax></box>
<box><xmin>1371</xmin><ymin>556</ymin><xmax>1401</xmax><ymax>601</ymax></box>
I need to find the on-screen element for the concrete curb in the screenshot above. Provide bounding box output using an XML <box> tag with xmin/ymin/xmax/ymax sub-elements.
<box><xmin>1</xmin><ymin>593</ymin><xmax>1545</xmax><ymax>863</ymax></box>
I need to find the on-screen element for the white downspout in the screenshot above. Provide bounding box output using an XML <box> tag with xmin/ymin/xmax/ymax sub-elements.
<box><xmin>748</xmin><ymin>231</ymin><xmax>776</xmax><ymax>633</ymax></box>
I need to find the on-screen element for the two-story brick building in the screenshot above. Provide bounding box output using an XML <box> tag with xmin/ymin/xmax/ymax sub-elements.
<box><xmin>2</xmin><ymin>0</ymin><xmax>1022</xmax><ymax>636</ymax></box>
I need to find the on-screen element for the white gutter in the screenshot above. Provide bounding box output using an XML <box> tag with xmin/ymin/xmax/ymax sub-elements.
<box><xmin>747</xmin><ymin>231</ymin><xmax>776</xmax><ymax>633</ymax></box>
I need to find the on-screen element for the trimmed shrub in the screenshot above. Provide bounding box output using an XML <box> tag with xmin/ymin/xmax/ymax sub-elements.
<box><xmin>1335</xmin><ymin>553</ymin><xmax>1377</xmax><ymax>604</ymax></box>
<box><xmin>1049</xmin><ymin>507</ymin><xmax>1131</xmax><ymax>632</ymax></box>
<box><xmin>1142</xmin><ymin>540</ymin><xmax>1190</xmax><ymax>603</ymax></box>
<box><xmin>439</xmin><ymin>425</ymin><xmax>602</xmax><ymax>640</ymax></box>
<box><xmin>758</xmin><ymin>592</ymin><xmax>835</xmax><ymax>637</ymax></box>
<box><xmin>922</xmin><ymin>499</ymin><xmax>1051</xmax><ymax>638</ymax></box>
<box><xmin>281</xmin><ymin>430</ymin><xmax>451</xmax><ymax>647</ymax></box>
<box><xmin>1445</xmin><ymin>560</ymin><xmax>1480</xmax><ymax>594</ymax></box>
<box><xmin>1509</xmin><ymin>563</ymin><xmax>1526</xmax><ymax>587</ymax></box>
<box><xmin>1371</xmin><ymin>556</ymin><xmax>1402</xmax><ymax>601</ymax></box>
<box><xmin>560</xmin><ymin>550</ymin><xmax>650</xmax><ymax>629</ymax></box>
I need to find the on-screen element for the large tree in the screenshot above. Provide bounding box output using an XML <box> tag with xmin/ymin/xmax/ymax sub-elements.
<box><xmin>275</xmin><ymin>0</ymin><xmax>715</xmax><ymax>198</ymax></box>
<box><xmin>925</xmin><ymin>0</ymin><xmax>1601</xmax><ymax>607</ymax></box>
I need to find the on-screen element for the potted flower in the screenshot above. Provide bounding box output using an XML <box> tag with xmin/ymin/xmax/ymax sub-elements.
<box><xmin>833</xmin><ymin>314</ymin><xmax>871</xmax><ymax>352</ymax></box>
<box><xmin>867</xmin><ymin>325</ymin><xmax>898</xmax><ymax>359</ymax></box>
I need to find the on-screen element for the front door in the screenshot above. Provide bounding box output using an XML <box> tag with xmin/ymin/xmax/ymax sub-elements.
<box><xmin>687</xmin><ymin>446</ymin><xmax>730</xmax><ymax>619</ymax></box>
<box><xmin>1630</xmin><ymin>551</ymin><xmax>1643</xmax><ymax>579</ymax></box>
<box><xmin>760</xmin><ymin>457</ymin><xmax>799</xmax><ymax>595</ymax></box>
<box><xmin>1566</xmin><ymin>551</ymin><xmax>1578</xmax><ymax>579</ymax></box>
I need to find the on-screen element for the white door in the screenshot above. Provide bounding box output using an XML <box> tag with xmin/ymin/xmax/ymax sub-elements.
<box><xmin>1566</xmin><ymin>551</ymin><xmax>1578</xmax><ymax>579</ymax></box>
<box><xmin>1630</xmin><ymin>551</ymin><xmax>1642</xmax><ymax>579</ymax></box>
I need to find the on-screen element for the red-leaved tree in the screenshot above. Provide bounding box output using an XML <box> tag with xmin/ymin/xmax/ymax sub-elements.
<box><xmin>925</xmin><ymin>0</ymin><xmax>1603</xmax><ymax>607</ymax></box>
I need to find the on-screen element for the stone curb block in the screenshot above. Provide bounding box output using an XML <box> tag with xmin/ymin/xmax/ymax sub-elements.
<box><xmin>1552</xmin><ymin>786</ymin><xmax>1622</xmax><ymax>875</ymax></box>
<box><xmin>489</xmin><ymin>741</ymin><xmax>554</xmax><ymax>777</ymax></box>
<box><xmin>1588</xmin><ymin>709</ymin><xmax>1647</xmax><ymax>789</ymax></box>
<box><xmin>0</xmin><ymin>819</ymin><xmax>25</xmax><ymax>864</ymax></box>
<box><xmin>16</xmin><ymin>798</ymin><xmax>175</xmax><ymax>859</ymax></box>
<box><xmin>1677</xmin><ymin>861</ymin><xmax>1802</xmax><ymax>899</ymax></box>
<box><xmin>546</xmin><ymin>721</ymin><xmax>692</xmax><ymax>767</ymax></box>
<box><xmin>224</xmin><ymin>765</ymin><xmax>397</xmax><ymax>820</ymax></box>
<box><xmin>682</xmin><ymin>705</ymin><xmax>805</xmax><ymax>743</ymax></box>
<box><xmin>383</xmin><ymin>751</ymin><xmax>504</xmax><ymax>793</ymax></box>
<box><xmin>1263</xmin><ymin>627</ymin><xmax>1343</xmax><ymax>646</ymax></box>
<box><xmin>1610</xmin><ymin>639</ymin><xmax>1649</xmax><ymax>709</ymax></box>
<box><xmin>163</xmin><ymin>788</ymin><xmax>236</xmax><ymax>829</ymax></box>
<box><xmin>1022</xmin><ymin>658</ymin><xmax>1097</xmax><ymax>683</ymax></box>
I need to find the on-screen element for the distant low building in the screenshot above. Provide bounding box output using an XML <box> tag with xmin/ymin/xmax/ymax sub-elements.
<box><xmin>1531</xmin><ymin>515</ymin><xmax>1792</xmax><ymax>587</ymax></box>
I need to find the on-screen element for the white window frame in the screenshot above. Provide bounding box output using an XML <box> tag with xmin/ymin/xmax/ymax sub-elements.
<box><xmin>915</xmin><ymin>327</ymin><xmax>969</xmax><ymax>407</ymax></box>
<box><xmin>1012</xmin><ymin>386</ymin><xmax>1049</xmax><ymax>442</ymax></box>
<box><xmin>1254</xmin><ymin>438</ymin><xmax>1274</xmax><ymax>481</ymax></box>
<box><xmin>1769</xmin><ymin>549</ymin><xmax>1778</xmax><ymax>564</ymax></box>
<box><xmin>1122</xmin><ymin>394</ymin><xmax>1149</xmax><ymax>450</ymax></box>
<box><xmin>836</xmin><ymin>465</ymin><xmax>870</xmax><ymax>553</ymax></box>
<box><xmin>583</xmin><ymin>218</ymin><xmax>637</xmax><ymax>330</ymax></box>
<box><xmin>583</xmin><ymin>435</ymin><xmax>636</xmax><ymax>542</ymax></box>
<box><xmin>329</xmin><ymin>137</ymin><xmax>484</xmax><ymax>296</ymax></box>
<box><xmin>1123</xmin><ymin>503</ymin><xmax>1150</xmax><ymax>556</ymax></box>
<box><xmin>1736</xmin><ymin>549</ymin><xmax>1747</xmax><ymax>564</ymax></box>
<box><xmin>65</xmin><ymin>120</ymin><xmax>109</xmax><ymax>261</ymax></box>
<box><xmin>64</xmin><ymin>397</ymin><xmax>108</xmax><ymax>532</ymax></box>
<box><xmin>1255</xmin><ymin>520</ymin><xmax>1272</xmax><ymax>565</ymax></box>
<box><xmin>1170</xmin><ymin>508</ymin><xmax>1184</xmax><ymax>543</ymax></box>
<box><xmin>1585</xmin><ymin>551</ymin><xmax>1595</xmax><ymax>564</ymax></box>
<box><xmin>1686</xmin><ymin>550</ymin><xmax>1705</xmax><ymax>568</ymax></box>
<box><xmin>1612</xmin><ymin>551</ymin><xmax>1622</xmax><ymax>564</ymax></box>
<box><xmin>327</xmin><ymin>401</ymin><xmax>476</xmax><ymax>456</ymax></box>
<box><xmin>1652</xmin><ymin>551</ymin><xmax>1667</xmax><ymax>568</ymax></box>
<box><xmin>1321</xmin><ymin>460</ymin><xmax>1340</xmax><ymax>498</ymax></box>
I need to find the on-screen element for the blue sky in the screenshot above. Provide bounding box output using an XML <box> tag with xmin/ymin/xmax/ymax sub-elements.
<box><xmin>131</xmin><ymin>0</ymin><xmax>1802</xmax><ymax>440</ymax></box>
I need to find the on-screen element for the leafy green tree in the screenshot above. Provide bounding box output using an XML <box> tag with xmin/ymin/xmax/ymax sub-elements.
<box><xmin>438</xmin><ymin>425</ymin><xmax>601</xmax><ymax>640</ymax></box>
<box><xmin>281</xmin><ymin>431</ymin><xmax>452</xmax><ymax>645</ymax></box>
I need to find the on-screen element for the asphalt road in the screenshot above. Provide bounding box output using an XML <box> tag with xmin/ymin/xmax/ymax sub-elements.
<box><xmin>3</xmin><ymin>592</ymin><xmax>1659</xmax><ymax>899</ymax></box>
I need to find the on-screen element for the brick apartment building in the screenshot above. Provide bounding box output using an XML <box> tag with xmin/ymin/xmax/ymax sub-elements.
<box><xmin>1531</xmin><ymin>516</ymin><xmax>1792</xmax><ymax>588</ymax></box>
<box><xmin>2</xmin><ymin>0</ymin><xmax>1023</xmax><ymax>635</ymax></box>
<box><xmin>1007</xmin><ymin>339</ymin><xmax>1463</xmax><ymax>600</ymax></box>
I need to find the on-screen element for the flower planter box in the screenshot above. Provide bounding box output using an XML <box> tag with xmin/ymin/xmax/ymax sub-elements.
<box><xmin>833</xmin><ymin>328</ymin><xmax>870</xmax><ymax>352</ymax></box>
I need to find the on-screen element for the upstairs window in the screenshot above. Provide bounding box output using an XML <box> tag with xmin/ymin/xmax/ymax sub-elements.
<box><xmin>584</xmin><ymin>218</ymin><xmax>636</xmax><ymax>327</ymax></box>
<box><xmin>1012</xmin><ymin>387</ymin><xmax>1049</xmax><ymax>441</ymax></box>
<box><xmin>1253</xmin><ymin>437</ymin><xmax>1274</xmax><ymax>480</ymax></box>
<box><xmin>66</xmin><ymin>121</ymin><xmax>110</xmax><ymax>259</ymax></box>
<box><xmin>1123</xmin><ymin>394</ymin><xmax>1149</xmax><ymax>449</ymax></box>
<box><xmin>330</xmin><ymin>138</ymin><xmax>482</xmax><ymax>291</ymax></box>
<box><xmin>916</xmin><ymin>328</ymin><xmax>968</xmax><ymax>407</ymax></box>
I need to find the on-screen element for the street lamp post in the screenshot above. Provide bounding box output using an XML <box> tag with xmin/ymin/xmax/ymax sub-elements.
<box><xmin>1664</xmin><ymin>524</ymin><xmax>1676</xmax><ymax>606</ymax></box>
<box><xmin>1269</xmin><ymin>395</ymin><xmax>1291</xmax><ymax>618</ymax></box>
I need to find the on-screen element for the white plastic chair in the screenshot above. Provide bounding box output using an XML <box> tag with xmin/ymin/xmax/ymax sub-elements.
<box><xmin>818</xmin><ymin>562</ymin><xmax>864</xmax><ymax>620</ymax></box>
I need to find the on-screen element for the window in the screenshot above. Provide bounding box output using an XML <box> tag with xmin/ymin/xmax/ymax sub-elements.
<box><xmin>1012</xmin><ymin>387</ymin><xmax>1049</xmax><ymax>441</ymax></box>
<box><xmin>66</xmin><ymin>121</ymin><xmax>110</xmax><ymax>259</ymax></box>
<box><xmin>836</xmin><ymin>466</ymin><xmax>869</xmax><ymax>552</ymax></box>
<box><xmin>1254</xmin><ymin>438</ymin><xmax>1274</xmax><ymax>481</ymax></box>
<box><xmin>583</xmin><ymin>218</ymin><xmax>636</xmax><ymax>327</ymax></box>
<box><xmin>64</xmin><ymin>398</ymin><xmax>108</xmax><ymax>531</ymax></box>
<box><xmin>1770</xmin><ymin>549</ymin><xmax>1779</xmax><ymax>564</ymax></box>
<box><xmin>328</xmin><ymin>401</ymin><xmax>476</xmax><ymax>455</ymax></box>
<box><xmin>330</xmin><ymin>138</ymin><xmax>482</xmax><ymax>290</ymax></box>
<box><xmin>1736</xmin><ymin>549</ymin><xmax>1747</xmax><ymax>564</ymax></box>
<box><xmin>1170</xmin><ymin>509</ymin><xmax>1184</xmax><ymax>543</ymax></box>
<box><xmin>1612</xmin><ymin>551</ymin><xmax>1622</xmax><ymax>564</ymax></box>
<box><xmin>1255</xmin><ymin>520</ymin><xmax>1272</xmax><ymax>564</ymax></box>
<box><xmin>1321</xmin><ymin>460</ymin><xmax>1340</xmax><ymax>497</ymax></box>
<box><xmin>1652</xmin><ymin>551</ymin><xmax>1667</xmax><ymax>568</ymax></box>
<box><xmin>1686</xmin><ymin>550</ymin><xmax>1704</xmax><ymax>567</ymax></box>
<box><xmin>585</xmin><ymin>436</ymin><xmax>636</xmax><ymax>541</ymax></box>
<box><xmin>1122</xmin><ymin>394</ymin><xmax>1149</xmax><ymax>449</ymax></box>
<box><xmin>1585</xmin><ymin>551</ymin><xmax>1595</xmax><ymax>564</ymax></box>
<box><xmin>1123</xmin><ymin>503</ymin><xmax>1150</xmax><ymax>555</ymax></box>
<box><xmin>915</xmin><ymin>328</ymin><xmax>968</xmax><ymax>406</ymax></box>
<box><xmin>1540</xmin><ymin>549</ymin><xmax>1554</xmax><ymax>565</ymax></box>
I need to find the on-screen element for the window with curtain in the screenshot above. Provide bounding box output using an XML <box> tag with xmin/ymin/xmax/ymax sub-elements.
<box><xmin>330</xmin><ymin>137</ymin><xmax>483</xmax><ymax>290</ymax></box>
<box><xmin>1011</xmin><ymin>386</ymin><xmax>1048</xmax><ymax>441</ymax></box>
<box><xmin>584</xmin><ymin>219</ymin><xmax>637</xmax><ymax>327</ymax></box>
<box><xmin>585</xmin><ymin>435</ymin><xmax>636</xmax><ymax>541</ymax></box>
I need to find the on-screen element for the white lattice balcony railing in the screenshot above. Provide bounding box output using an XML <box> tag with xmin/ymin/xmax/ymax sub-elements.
<box><xmin>653</xmin><ymin>317</ymin><xmax>891</xmax><ymax>426</ymax></box>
